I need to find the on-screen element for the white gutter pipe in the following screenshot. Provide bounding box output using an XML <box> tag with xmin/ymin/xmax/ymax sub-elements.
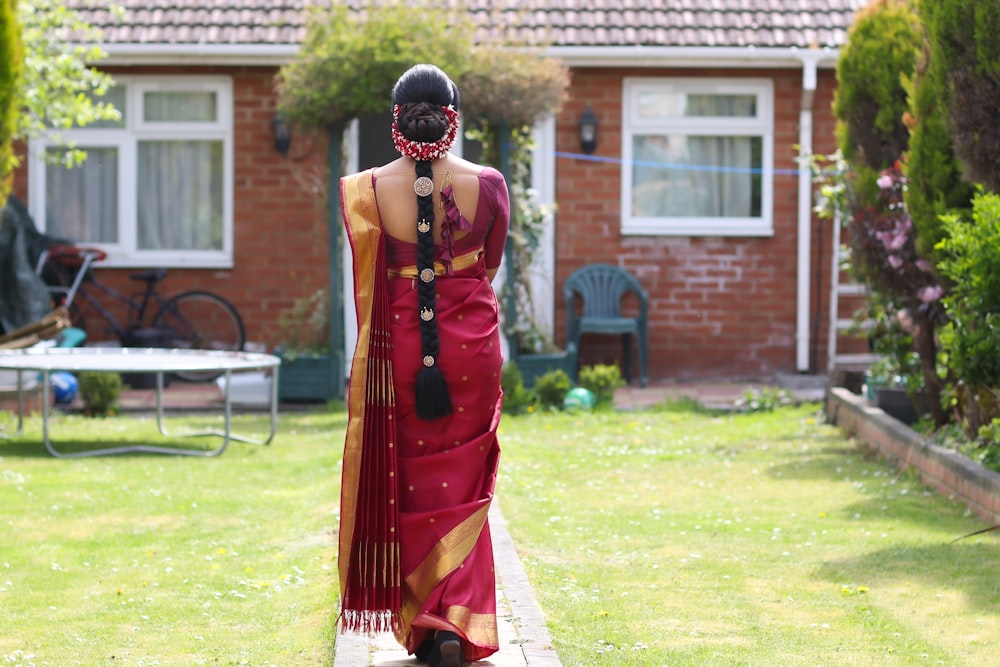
<box><xmin>549</xmin><ymin>45</ymin><xmax>838</xmax><ymax>69</ymax></box>
<box><xmin>795</xmin><ymin>51</ymin><xmax>824</xmax><ymax>372</ymax></box>
<box><xmin>98</xmin><ymin>44</ymin><xmax>300</xmax><ymax>66</ymax></box>
<box><xmin>98</xmin><ymin>44</ymin><xmax>842</xmax><ymax>70</ymax></box>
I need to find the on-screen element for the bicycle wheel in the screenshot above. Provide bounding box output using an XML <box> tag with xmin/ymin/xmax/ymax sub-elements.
<box><xmin>152</xmin><ymin>290</ymin><xmax>246</xmax><ymax>382</ymax></box>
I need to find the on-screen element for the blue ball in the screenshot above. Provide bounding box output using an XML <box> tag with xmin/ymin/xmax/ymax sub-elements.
<box><xmin>51</xmin><ymin>371</ymin><xmax>78</xmax><ymax>405</ymax></box>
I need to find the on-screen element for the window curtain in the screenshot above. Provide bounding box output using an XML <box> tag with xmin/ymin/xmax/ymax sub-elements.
<box><xmin>137</xmin><ymin>140</ymin><xmax>223</xmax><ymax>250</ymax></box>
<box><xmin>137</xmin><ymin>90</ymin><xmax>222</xmax><ymax>251</ymax></box>
<box><xmin>45</xmin><ymin>148</ymin><xmax>119</xmax><ymax>243</ymax></box>
<box><xmin>632</xmin><ymin>94</ymin><xmax>757</xmax><ymax>218</ymax></box>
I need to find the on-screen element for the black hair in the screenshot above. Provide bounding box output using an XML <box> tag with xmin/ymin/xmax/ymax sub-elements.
<box><xmin>393</xmin><ymin>64</ymin><xmax>459</xmax><ymax>420</ymax></box>
<box><xmin>392</xmin><ymin>64</ymin><xmax>460</xmax><ymax>113</ymax></box>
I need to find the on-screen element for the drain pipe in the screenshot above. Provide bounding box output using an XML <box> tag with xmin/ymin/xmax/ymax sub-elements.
<box><xmin>795</xmin><ymin>51</ymin><xmax>823</xmax><ymax>373</ymax></box>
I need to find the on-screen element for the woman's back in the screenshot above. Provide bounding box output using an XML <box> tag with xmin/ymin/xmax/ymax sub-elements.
<box><xmin>374</xmin><ymin>153</ymin><xmax>481</xmax><ymax>244</ymax></box>
<box><xmin>373</xmin><ymin>154</ymin><xmax>508</xmax><ymax>276</ymax></box>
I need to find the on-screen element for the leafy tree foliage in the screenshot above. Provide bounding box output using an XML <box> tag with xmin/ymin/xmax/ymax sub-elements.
<box><xmin>276</xmin><ymin>1</ymin><xmax>474</xmax><ymax>132</ymax></box>
<box><xmin>834</xmin><ymin>0</ymin><xmax>921</xmax><ymax>171</ymax></box>
<box><xmin>0</xmin><ymin>0</ymin><xmax>23</xmax><ymax>202</ymax></box>
<box><xmin>902</xmin><ymin>42</ymin><xmax>974</xmax><ymax>258</ymax></box>
<box><xmin>833</xmin><ymin>0</ymin><xmax>951</xmax><ymax>424</ymax></box>
<box><xmin>458</xmin><ymin>46</ymin><xmax>569</xmax><ymax>129</ymax></box>
<box><xmin>920</xmin><ymin>0</ymin><xmax>1000</xmax><ymax>193</ymax></box>
<box><xmin>16</xmin><ymin>0</ymin><xmax>120</xmax><ymax>168</ymax></box>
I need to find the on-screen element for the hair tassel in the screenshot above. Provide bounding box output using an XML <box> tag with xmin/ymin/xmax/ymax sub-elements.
<box><xmin>415</xmin><ymin>364</ymin><xmax>452</xmax><ymax>420</ymax></box>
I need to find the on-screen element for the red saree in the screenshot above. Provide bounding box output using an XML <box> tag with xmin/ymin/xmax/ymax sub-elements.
<box><xmin>340</xmin><ymin>169</ymin><xmax>505</xmax><ymax>661</ymax></box>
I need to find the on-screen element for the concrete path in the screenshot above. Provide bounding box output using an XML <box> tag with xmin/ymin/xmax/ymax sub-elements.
<box><xmin>332</xmin><ymin>503</ymin><xmax>561</xmax><ymax>667</ymax></box>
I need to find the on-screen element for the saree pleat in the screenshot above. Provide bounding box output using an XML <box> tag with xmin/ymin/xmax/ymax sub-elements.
<box><xmin>340</xmin><ymin>168</ymin><xmax>505</xmax><ymax>661</ymax></box>
<box><xmin>340</xmin><ymin>171</ymin><xmax>402</xmax><ymax>633</ymax></box>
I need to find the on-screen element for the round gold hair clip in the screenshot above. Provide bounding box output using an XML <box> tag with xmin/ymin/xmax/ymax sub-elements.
<box><xmin>422</xmin><ymin>355</ymin><xmax>435</xmax><ymax>367</ymax></box>
<box><xmin>419</xmin><ymin>268</ymin><xmax>435</xmax><ymax>283</ymax></box>
<box><xmin>413</xmin><ymin>176</ymin><xmax>434</xmax><ymax>197</ymax></box>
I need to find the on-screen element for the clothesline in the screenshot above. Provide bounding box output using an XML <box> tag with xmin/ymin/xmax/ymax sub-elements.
<box><xmin>553</xmin><ymin>150</ymin><xmax>804</xmax><ymax>176</ymax></box>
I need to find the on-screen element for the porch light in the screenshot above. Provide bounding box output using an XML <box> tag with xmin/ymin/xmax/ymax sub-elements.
<box><xmin>578</xmin><ymin>106</ymin><xmax>599</xmax><ymax>155</ymax></box>
<box><xmin>272</xmin><ymin>112</ymin><xmax>292</xmax><ymax>156</ymax></box>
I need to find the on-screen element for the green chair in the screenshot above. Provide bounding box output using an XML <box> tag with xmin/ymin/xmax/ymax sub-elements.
<box><xmin>563</xmin><ymin>264</ymin><xmax>649</xmax><ymax>387</ymax></box>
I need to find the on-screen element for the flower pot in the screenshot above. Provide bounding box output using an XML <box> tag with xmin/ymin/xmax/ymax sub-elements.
<box><xmin>511</xmin><ymin>344</ymin><xmax>578</xmax><ymax>388</ymax></box>
<box><xmin>873</xmin><ymin>386</ymin><xmax>930</xmax><ymax>425</ymax></box>
<box><xmin>276</xmin><ymin>351</ymin><xmax>340</xmax><ymax>402</ymax></box>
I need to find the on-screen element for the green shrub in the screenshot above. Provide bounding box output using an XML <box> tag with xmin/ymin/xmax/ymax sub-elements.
<box><xmin>534</xmin><ymin>369</ymin><xmax>571</xmax><ymax>409</ymax></box>
<box><xmin>974</xmin><ymin>419</ymin><xmax>1000</xmax><ymax>472</ymax></box>
<box><xmin>736</xmin><ymin>386</ymin><xmax>793</xmax><ymax>413</ymax></box>
<box><xmin>577</xmin><ymin>364</ymin><xmax>625</xmax><ymax>407</ymax></box>
<box><xmin>936</xmin><ymin>192</ymin><xmax>1000</xmax><ymax>392</ymax></box>
<box><xmin>500</xmin><ymin>360</ymin><xmax>535</xmax><ymax>415</ymax></box>
<box><xmin>77</xmin><ymin>371</ymin><xmax>121</xmax><ymax>417</ymax></box>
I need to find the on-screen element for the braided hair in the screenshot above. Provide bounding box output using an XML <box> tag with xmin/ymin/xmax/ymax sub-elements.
<box><xmin>392</xmin><ymin>65</ymin><xmax>461</xmax><ymax>420</ymax></box>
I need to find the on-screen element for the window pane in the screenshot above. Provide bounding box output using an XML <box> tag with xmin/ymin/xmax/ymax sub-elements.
<box><xmin>85</xmin><ymin>85</ymin><xmax>127</xmax><ymax>129</ymax></box>
<box><xmin>143</xmin><ymin>91</ymin><xmax>217</xmax><ymax>122</ymax></box>
<box><xmin>45</xmin><ymin>147</ymin><xmax>119</xmax><ymax>243</ymax></box>
<box><xmin>137</xmin><ymin>140</ymin><xmax>223</xmax><ymax>250</ymax></box>
<box><xmin>637</xmin><ymin>92</ymin><xmax>757</xmax><ymax>119</ymax></box>
<box><xmin>632</xmin><ymin>135</ymin><xmax>762</xmax><ymax>218</ymax></box>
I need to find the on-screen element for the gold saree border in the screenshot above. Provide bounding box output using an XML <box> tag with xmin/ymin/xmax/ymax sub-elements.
<box><xmin>338</xmin><ymin>169</ymin><xmax>383</xmax><ymax>595</ymax></box>
<box><xmin>387</xmin><ymin>248</ymin><xmax>483</xmax><ymax>279</ymax></box>
<box><xmin>401</xmin><ymin>503</ymin><xmax>492</xmax><ymax>621</ymax></box>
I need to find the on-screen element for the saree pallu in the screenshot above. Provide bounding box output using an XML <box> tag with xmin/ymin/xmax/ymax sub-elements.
<box><xmin>341</xmin><ymin>170</ymin><xmax>504</xmax><ymax>662</ymax></box>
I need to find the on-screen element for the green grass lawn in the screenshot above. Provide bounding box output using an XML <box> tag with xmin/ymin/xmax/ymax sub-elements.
<box><xmin>496</xmin><ymin>402</ymin><xmax>1000</xmax><ymax>667</ymax></box>
<box><xmin>1</xmin><ymin>400</ymin><xmax>998</xmax><ymax>666</ymax></box>
<box><xmin>0</xmin><ymin>409</ymin><xmax>343</xmax><ymax>665</ymax></box>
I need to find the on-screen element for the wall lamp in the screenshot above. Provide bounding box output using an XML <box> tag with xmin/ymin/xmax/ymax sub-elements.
<box><xmin>272</xmin><ymin>112</ymin><xmax>292</xmax><ymax>157</ymax></box>
<box><xmin>578</xmin><ymin>105</ymin><xmax>599</xmax><ymax>155</ymax></box>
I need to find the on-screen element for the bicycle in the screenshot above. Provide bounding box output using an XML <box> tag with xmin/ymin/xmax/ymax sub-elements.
<box><xmin>36</xmin><ymin>244</ymin><xmax>246</xmax><ymax>382</ymax></box>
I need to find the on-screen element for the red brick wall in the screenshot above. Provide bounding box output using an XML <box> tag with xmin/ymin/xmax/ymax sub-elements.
<box><xmin>11</xmin><ymin>63</ymin><xmax>844</xmax><ymax>376</ymax></box>
<box><xmin>553</xmin><ymin>67</ymin><xmax>842</xmax><ymax>381</ymax></box>
<box><xmin>11</xmin><ymin>66</ymin><xmax>330</xmax><ymax>350</ymax></box>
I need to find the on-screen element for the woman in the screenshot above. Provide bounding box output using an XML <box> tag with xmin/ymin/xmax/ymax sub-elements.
<box><xmin>338</xmin><ymin>64</ymin><xmax>510</xmax><ymax>667</ymax></box>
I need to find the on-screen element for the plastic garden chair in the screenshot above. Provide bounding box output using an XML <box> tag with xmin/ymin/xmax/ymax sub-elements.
<box><xmin>563</xmin><ymin>263</ymin><xmax>649</xmax><ymax>387</ymax></box>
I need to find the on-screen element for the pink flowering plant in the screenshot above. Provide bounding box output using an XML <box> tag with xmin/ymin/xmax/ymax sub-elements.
<box><xmin>851</xmin><ymin>162</ymin><xmax>944</xmax><ymax>311</ymax></box>
<box><xmin>842</xmin><ymin>160</ymin><xmax>948</xmax><ymax>417</ymax></box>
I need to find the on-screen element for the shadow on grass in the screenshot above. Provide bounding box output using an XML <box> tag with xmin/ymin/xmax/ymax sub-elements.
<box><xmin>0</xmin><ymin>435</ymin><xmax>249</xmax><ymax>458</ymax></box>
<box><xmin>763</xmin><ymin>444</ymin><xmax>872</xmax><ymax>481</ymax></box>
<box><xmin>813</xmin><ymin>540</ymin><xmax>1000</xmax><ymax>614</ymax></box>
<box><xmin>645</xmin><ymin>396</ymin><xmax>728</xmax><ymax>416</ymax></box>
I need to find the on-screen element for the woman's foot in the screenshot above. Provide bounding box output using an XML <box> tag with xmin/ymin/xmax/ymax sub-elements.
<box><xmin>414</xmin><ymin>636</ymin><xmax>435</xmax><ymax>661</ymax></box>
<box><xmin>429</xmin><ymin>630</ymin><xmax>463</xmax><ymax>667</ymax></box>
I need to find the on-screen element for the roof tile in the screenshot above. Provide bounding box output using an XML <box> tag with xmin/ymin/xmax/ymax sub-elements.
<box><xmin>69</xmin><ymin>0</ymin><xmax>869</xmax><ymax>50</ymax></box>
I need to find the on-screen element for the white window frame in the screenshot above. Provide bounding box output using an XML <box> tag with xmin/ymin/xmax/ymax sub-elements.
<box><xmin>621</xmin><ymin>77</ymin><xmax>774</xmax><ymax>237</ymax></box>
<box><xmin>28</xmin><ymin>75</ymin><xmax>235</xmax><ymax>268</ymax></box>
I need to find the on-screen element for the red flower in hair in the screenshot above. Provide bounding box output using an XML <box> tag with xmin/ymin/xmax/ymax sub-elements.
<box><xmin>391</xmin><ymin>105</ymin><xmax>460</xmax><ymax>161</ymax></box>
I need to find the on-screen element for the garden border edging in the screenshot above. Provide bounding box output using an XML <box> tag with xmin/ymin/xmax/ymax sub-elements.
<box><xmin>826</xmin><ymin>386</ymin><xmax>1000</xmax><ymax>523</ymax></box>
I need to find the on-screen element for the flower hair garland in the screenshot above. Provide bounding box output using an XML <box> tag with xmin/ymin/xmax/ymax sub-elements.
<box><xmin>391</xmin><ymin>104</ymin><xmax>460</xmax><ymax>161</ymax></box>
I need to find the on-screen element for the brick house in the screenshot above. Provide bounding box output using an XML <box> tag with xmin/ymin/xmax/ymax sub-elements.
<box><xmin>10</xmin><ymin>0</ymin><xmax>870</xmax><ymax>384</ymax></box>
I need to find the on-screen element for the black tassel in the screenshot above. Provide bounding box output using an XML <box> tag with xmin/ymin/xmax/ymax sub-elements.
<box><xmin>415</xmin><ymin>365</ymin><xmax>453</xmax><ymax>420</ymax></box>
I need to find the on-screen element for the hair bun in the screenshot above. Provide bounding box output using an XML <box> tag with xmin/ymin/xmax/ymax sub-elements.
<box><xmin>397</xmin><ymin>101</ymin><xmax>448</xmax><ymax>142</ymax></box>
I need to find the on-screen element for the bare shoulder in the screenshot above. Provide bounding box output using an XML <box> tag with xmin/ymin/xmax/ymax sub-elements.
<box><xmin>372</xmin><ymin>157</ymin><xmax>410</xmax><ymax>180</ymax></box>
<box><xmin>441</xmin><ymin>154</ymin><xmax>485</xmax><ymax>176</ymax></box>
